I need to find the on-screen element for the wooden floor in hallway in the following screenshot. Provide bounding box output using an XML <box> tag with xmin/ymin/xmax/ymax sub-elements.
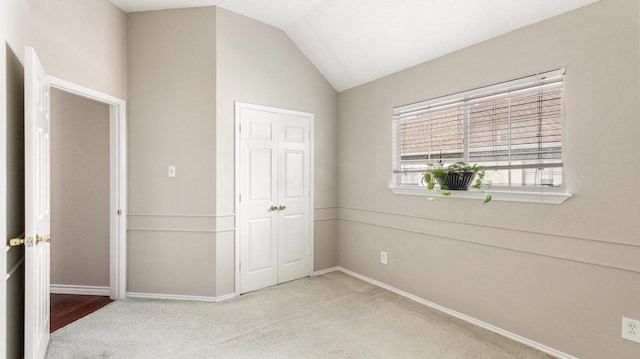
<box><xmin>51</xmin><ymin>294</ymin><xmax>113</xmax><ymax>332</ymax></box>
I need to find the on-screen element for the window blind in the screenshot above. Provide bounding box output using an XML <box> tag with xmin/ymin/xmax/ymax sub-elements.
<box><xmin>393</xmin><ymin>69</ymin><xmax>564</xmax><ymax>187</ymax></box>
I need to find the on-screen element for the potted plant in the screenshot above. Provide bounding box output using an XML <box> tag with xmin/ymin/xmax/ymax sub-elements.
<box><xmin>422</xmin><ymin>161</ymin><xmax>492</xmax><ymax>203</ymax></box>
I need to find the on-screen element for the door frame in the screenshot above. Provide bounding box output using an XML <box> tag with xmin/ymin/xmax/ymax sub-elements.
<box><xmin>49</xmin><ymin>76</ymin><xmax>127</xmax><ymax>300</ymax></box>
<box><xmin>0</xmin><ymin>2</ymin><xmax>8</xmax><ymax>356</ymax></box>
<box><xmin>234</xmin><ymin>102</ymin><xmax>314</xmax><ymax>296</ymax></box>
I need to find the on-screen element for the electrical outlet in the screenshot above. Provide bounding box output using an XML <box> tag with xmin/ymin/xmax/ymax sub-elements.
<box><xmin>622</xmin><ymin>317</ymin><xmax>640</xmax><ymax>343</ymax></box>
<box><xmin>380</xmin><ymin>251</ymin><xmax>388</xmax><ymax>264</ymax></box>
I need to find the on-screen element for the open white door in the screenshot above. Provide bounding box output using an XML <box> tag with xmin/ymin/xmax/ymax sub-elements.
<box><xmin>24</xmin><ymin>47</ymin><xmax>51</xmax><ymax>359</ymax></box>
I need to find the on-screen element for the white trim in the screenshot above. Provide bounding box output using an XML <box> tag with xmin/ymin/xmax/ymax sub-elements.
<box><xmin>314</xmin><ymin>217</ymin><xmax>338</xmax><ymax>222</ymax></box>
<box><xmin>127</xmin><ymin>213</ymin><xmax>235</xmax><ymax>218</ymax></box>
<box><xmin>215</xmin><ymin>293</ymin><xmax>237</xmax><ymax>302</ymax></box>
<box><xmin>127</xmin><ymin>228</ymin><xmax>235</xmax><ymax>233</ymax></box>
<box><xmin>234</xmin><ymin>102</ymin><xmax>315</xmax><ymax>296</ymax></box>
<box><xmin>309</xmin><ymin>112</ymin><xmax>315</xmax><ymax>278</ymax></box>
<box><xmin>49</xmin><ymin>76</ymin><xmax>127</xmax><ymax>300</ymax></box>
<box><xmin>313</xmin><ymin>205</ymin><xmax>338</xmax><ymax>210</ymax></box>
<box><xmin>50</xmin><ymin>284</ymin><xmax>110</xmax><ymax>296</ymax></box>
<box><xmin>388</xmin><ymin>186</ymin><xmax>572</xmax><ymax>205</ymax></box>
<box><xmin>234</xmin><ymin>105</ymin><xmax>241</xmax><ymax>296</ymax></box>
<box><xmin>313</xmin><ymin>267</ymin><xmax>339</xmax><ymax>276</ymax></box>
<box><xmin>336</xmin><ymin>267</ymin><xmax>578</xmax><ymax>359</ymax></box>
<box><xmin>48</xmin><ymin>77</ymin><xmax>123</xmax><ymax>105</ymax></box>
<box><xmin>126</xmin><ymin>292</ymin><xmax>226</xmax><ymax>302</ymax></box>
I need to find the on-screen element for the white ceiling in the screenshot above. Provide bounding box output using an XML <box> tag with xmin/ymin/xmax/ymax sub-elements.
<box><xmin>111</xmin><ymin>0</ymin><xmax>598</xmax><ymax>91</ymax></box>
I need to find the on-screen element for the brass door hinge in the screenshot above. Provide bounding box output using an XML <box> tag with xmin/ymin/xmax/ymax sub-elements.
<box><xmin>117</xmin><ymin>209</ymin><xmax>122</xmax><ymax>216</ymax></box>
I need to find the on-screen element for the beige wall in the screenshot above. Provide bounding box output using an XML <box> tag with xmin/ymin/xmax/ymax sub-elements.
<box><xmin>6</xmin><ymin>0</ymin><xmax>127</xmax><ymax>99</ymax></box>
<box><xmin>125</xmin><ymin>7</ymin><xmax>339</xmax><ymax>298</ymax></box>
<box><xmin>127</xmin><ymin>7</ymin><xmax>218</xmax><ymax>297</ymax></box>
<box><xmin>215</xmin><ymin>8</ymin><xmax>339</xmax><ymax>295</ymax></box>
<box><xmin>337</xmin><ymin>1</ymin><xmax>640</xmax><ymax>358</ymax></box>
<box><xmin>50</xmin><ymin>88</ymin><xmax>110</xmax><ymax>287</ymax></box>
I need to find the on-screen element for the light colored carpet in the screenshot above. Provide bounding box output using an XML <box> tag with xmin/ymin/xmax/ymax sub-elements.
<box><xmin>46</xmin><ymin>272</ymin><xmax>553</xmax><ymax>358</ymax></box>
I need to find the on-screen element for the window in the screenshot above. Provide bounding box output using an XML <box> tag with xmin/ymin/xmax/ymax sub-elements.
<box><xmin>392</xmin><ymin>69</ymin><xmax>565</xmax><ymax>192</ymax></box>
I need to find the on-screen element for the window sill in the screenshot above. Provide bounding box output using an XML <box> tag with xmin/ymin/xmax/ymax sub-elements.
<box><xmin>388</xmin><ymin>186</ymin><xmax>572</xmax><ymax>204</ymax></box>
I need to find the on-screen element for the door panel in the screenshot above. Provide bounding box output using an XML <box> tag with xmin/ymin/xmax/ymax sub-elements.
<box><xmin>283</xmin><ymin>125</ymin><xmax>305</xmax><ymax>143</ymax></box>
<box><xmin>284</xmin><ymin>151</ymin><xmax>304</xmax><ymax>198</ymax></box>
<box><xmin>248</xmin><ymin>149</ymin><xmax>272</xmax><ymax>201</ymax></box>
<box><xmin>24</xmin><ymin>47</ymin><xmax>51</xmax><ymax>359</ymax></box>
<box><xmin>248</xmin><ymin>120</ymin><xmax>272</xmax><ymax>140</ymax></box>
<box><xmin>280</xmin><ymin>213</ymin><xmax>304</xmax><ymax>265</ymax></box>
<box><xmin>247</xmin><ymin>218</ymin><xmax>273</xmax><ymax>272</ymax></box>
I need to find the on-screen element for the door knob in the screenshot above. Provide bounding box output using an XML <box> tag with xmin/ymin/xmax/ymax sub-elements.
<box><xmin>8</xmin><ymin>232</ymin><xmax>25</xmax><ymax>247</ymax></box>
<box><xmin>278</xmin><ymin>205</ymin><xmax>286</xmax><ymax>211</ymax></box>
<box><xmin>270</xmin><ymin>205</ymin><xmax>278</xmax><ymax>211</ymax></box>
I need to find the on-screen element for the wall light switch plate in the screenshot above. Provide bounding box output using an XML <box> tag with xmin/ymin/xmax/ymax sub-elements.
<box><xmin>380</xmin><ymin>251</ymin><xmax>388</xmax><ymax>264</ymax></box>
<box><xmin>622</xmin><ymin>317</ymin><xmax>640</xmax><ymax>343</ymax></box>
<box><xmin>168</xmin><ymin>166</ymin><xmax>176</xmax><ymax>178</ymax></box>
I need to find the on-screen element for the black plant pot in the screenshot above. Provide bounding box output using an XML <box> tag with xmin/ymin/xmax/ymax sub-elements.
<box><xmin>439</xmin><ymin>172</ymin><xmax>476</xmax><ymax>190</ymax></box>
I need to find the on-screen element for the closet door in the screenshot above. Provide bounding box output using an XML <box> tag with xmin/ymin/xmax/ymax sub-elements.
<box><xmin>276</xmin><ymin>114</ymin><xmax>310</xmax><ymax>284</ymax></box>
<box><xmin>239</xmin><ymin>106</ymin><xmax>311</xmax><ymax>294</ymax></box>
<box><xmin>239</xmin><ymin>108</ymin><xmax>279</xmax><ymax>294</ymax></box>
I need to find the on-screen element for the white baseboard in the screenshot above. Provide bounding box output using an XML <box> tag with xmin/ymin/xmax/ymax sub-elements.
<box><xmin>126</xmin><ymin>291</ymin><xmax>235</xmax><ymax>303</ymax></box>
<box><xmin>50</xmin><ymin>284</ymin><xmax>110</xmax><ymax>296</ymax></box>
<box><xmin>215</xmin><ymin>292</ymin><xmax>237</xmax><ymax>302</ymax></box>
<box><xmin>313</xmin><ymin>266</ymin><xmax>339</xmax><ymax>276</ymax></box>
<box><xmin>336</xmin><ymin>267</ymin><xmax>578</xmax><ymax>359</ymax></box>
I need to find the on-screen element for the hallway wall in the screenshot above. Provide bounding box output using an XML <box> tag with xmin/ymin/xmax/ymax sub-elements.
<box><xmin>50</xmin><ymin>88</ymin><xmax>110</xmax><ymax>289</ymax></box>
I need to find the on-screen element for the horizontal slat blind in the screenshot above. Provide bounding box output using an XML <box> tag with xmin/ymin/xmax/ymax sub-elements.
<box><xmin>400</xmin><ymin>106</ymin><xmax>465</xmax><ymax>162</ymax></box>
<box><xmin>393</xmin><ymin>69</ymin><xmax>564</xmax><ymax>187</ymax></box>
<box><xmin>468</xmin><ymin>82</ymin><xmax>563</xmax><ymax>168</ymax></box>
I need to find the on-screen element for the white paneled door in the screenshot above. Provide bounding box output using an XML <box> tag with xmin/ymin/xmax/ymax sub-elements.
<box><xmin>238</xmin><ymin>105</ymin><xmax>312</xmax><ymax>294</ymax></box>
<box><xmin>24</xmin><ymin>47</ymin><xmax>51</xmax><ymax>359</ymax></box>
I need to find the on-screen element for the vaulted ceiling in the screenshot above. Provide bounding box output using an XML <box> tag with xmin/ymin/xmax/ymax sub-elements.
<box><xmin>111</xmin><ymin>0</ymin><xmax>598</xmax><ymax>91</ymax></box>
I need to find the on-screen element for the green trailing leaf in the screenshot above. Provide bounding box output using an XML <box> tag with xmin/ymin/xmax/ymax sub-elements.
<box><xmin>421</xmin><ymin>160</ymin><xmax>492</xmax><ymax>204</ymax></box>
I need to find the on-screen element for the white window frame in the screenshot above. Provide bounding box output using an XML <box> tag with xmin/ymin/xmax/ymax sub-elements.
<box><xmin>389</xmin><ymin>69</ymin><xmax>572</xmax><ymax>204</ymax></box>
